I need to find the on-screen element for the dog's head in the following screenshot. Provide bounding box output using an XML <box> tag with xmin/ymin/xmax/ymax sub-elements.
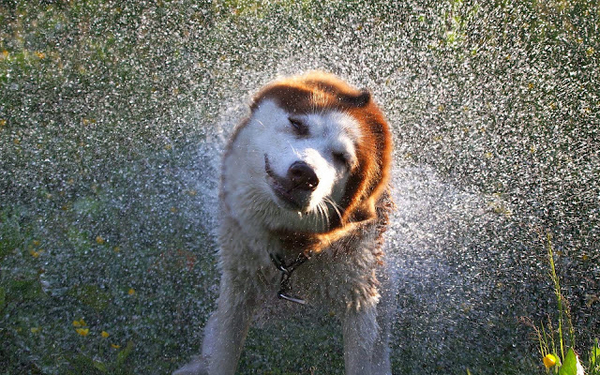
<box><xmin>223</xmin><ymin>72</ymin><xmax>392</xmax><ymax>236</ymax></box>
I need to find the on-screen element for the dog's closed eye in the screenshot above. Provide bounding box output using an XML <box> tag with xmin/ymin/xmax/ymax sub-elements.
<box><xmin>333</xmin><ymin>152</ymin><xmax>349</xmax><ymax>166</ymax></box>
<box><xmin>289</xmin><ymin>117</ymin><xmax>309</xmax><ymax>136</ymax></box>
<box><xmin>333</xmin><ymin>151</ymin><xmax>352</xmax><ymax>169</ymax></box>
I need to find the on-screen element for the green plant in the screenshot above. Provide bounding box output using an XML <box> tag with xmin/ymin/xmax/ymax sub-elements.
<box><xmin>530</xmin><ymin>232</ymin><xmax>596</xmax><ymax>375</ymax></box>
<box><xmin>589</xmin><ymin>339</ymin><xmax>600</xmax><ymax>375</ymax></box>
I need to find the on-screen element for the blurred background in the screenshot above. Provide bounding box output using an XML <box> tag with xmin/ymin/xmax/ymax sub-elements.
<box><xmin>1</xmin><ymin>1</ymin><xmax>598</xmax><ymax>374</ymax></box>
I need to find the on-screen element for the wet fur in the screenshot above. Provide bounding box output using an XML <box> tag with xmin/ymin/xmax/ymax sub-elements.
<box><xmin>175</xmin><ymin>72</ymin><xmax>394</xmax><ymax>375</ymax></box>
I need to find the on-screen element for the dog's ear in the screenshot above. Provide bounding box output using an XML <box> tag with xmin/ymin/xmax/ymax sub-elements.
<box><xmin>356</xmin><ymin>90</ymin><xmax>371</xmax><ymax>107</ymax></box>
<box><xmin>339</xmin><ymin>89</ymin><xmax>371</xmax><ymax>108</ymax></box>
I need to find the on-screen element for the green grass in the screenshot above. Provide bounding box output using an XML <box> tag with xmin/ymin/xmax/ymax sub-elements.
<box><xmin>1</xmin><ymin>0</ymin><xmax>598</xmax><ymax>374</ymax></box>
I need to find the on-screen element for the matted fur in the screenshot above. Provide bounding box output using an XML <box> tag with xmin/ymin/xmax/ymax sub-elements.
<box><xmin>175</xmin><ymin>72</ymin><xmax>395</xmax><ymax>375</ymax></box>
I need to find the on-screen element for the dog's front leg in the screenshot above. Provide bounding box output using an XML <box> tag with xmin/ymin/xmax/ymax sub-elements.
<box><xmin>370</xmin><ymin>267</ymin><xmax>397</xmax><ymax>375</ymax></box>
<box><xmin>203</xmin><ymin>272</ymin><xmax>257</xmax><ymax>375</ymax></box>
<box><xmin>342</xmin><ymin>306</ymin><xmax>378</xmax><ymax>375</ymax></box>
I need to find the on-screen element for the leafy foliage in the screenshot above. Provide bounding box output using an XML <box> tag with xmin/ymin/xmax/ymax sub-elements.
<box><xmin>1</xmin><ymin>0</ymin><xmax>598</xmax><ymax>374</ymax></box>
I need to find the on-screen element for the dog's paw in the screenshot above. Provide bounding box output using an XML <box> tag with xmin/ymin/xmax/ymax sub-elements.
<box><xmin>172</xmin><ymin>356</ymin><xmax>209</xmax><ymax>375</ymax></box>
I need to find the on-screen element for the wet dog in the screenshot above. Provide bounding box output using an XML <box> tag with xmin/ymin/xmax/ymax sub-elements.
<box><xmin>175</xmin><ymin>72</ymin><xmax>394</xmax><ymax>375</ymax></box>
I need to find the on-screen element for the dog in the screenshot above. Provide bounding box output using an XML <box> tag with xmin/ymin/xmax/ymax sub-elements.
<box><xmin>175</xmin><ymin>72</ymin><xmax>394</xmax><ymax>375</ymax></box>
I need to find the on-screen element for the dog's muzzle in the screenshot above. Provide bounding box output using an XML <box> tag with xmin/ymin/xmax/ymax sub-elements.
<box><xmin>264</xmin><ymin>154</ymin><xmax>318</xmax><ymax>211</ymax></box>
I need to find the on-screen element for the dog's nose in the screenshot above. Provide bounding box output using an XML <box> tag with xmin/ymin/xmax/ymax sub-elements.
<box><xmin>288</xmin><ymin>161</ymin><xmax>319</xmax><ymax>191</ymax></box>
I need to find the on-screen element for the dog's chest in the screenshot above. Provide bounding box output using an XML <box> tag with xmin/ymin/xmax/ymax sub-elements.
<box><xmin>266</xmin><ymin>239</ymin><xmax>382</xmax><ymax>311</ymax></box>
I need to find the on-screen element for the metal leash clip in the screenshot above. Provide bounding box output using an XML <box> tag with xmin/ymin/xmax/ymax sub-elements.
<box><xmin>269</xmin><ymin>252</ymin><xmax>311</xmax><ymax>305</ymax></box>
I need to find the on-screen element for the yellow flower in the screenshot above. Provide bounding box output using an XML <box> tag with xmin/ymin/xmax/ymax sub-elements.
<box><xmin>29</xmin><ymin>250</ymin><xmax>42</xmax><ymax>258</ymax></box>
<box><xmin>81</xmin><ymin>118</ymin><xmax>96</xmax><ymax>125</ymax></box>
<box><xmin>586</xmin><ymin>47</ymin><xmax>595</xmax><ymax>57</ymax></box>
<box><xmin>76</xmin><ymin>328</ymin><xmax>90</xmax><ymax>337</ymax></box>
<box><xmin>101</xmin><ymin>331</ymin><xmax>110</xmax><ymax>338</ymax></box>
<box><xmin>95</xmin><ymin>236</ymin><xmax>105</xmax><ymax>244</ymax></box>
<box><xmin>111</xmin><ymin>343</ymin><xmax>121</xmax><ymax>349</ymax></box>
<box><xmin>30</xmin><ymin>327</ymin><xmax>41</xmax><ymax>333</ymax></box>
<box><xmin>72</xmin><ymin>319</ymin><xmax>86</xmax><ymax>327</ymax></box>
<box><xmin>543</xmin><ymin>353</ymin><xmax>557</xmax><ymax>369</ymax></box>
<box><xmin>128</xmin><ymin>288</ymin><xmax>135</xmax><ymax>295</ymax></box>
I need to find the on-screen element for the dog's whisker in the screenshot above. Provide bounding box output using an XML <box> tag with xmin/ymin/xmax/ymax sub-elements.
<box><xmin>324</xmin><ymin>196</ymin><xmax>343</xmax><ymax>223</ymax></box>
<box><xmin>317</xmin><ymin>201</ymin><xmax>330</xmax><ymax>231</ymax></box>
<box><xmin>310</xmin><ymin>203</ymin><xmax>321</xmax><ymax>230</ymax></box>
<box><xmin>307</xmin><ymin>205</ymin><xmax>318</xmax><ymax>227</ymax></box>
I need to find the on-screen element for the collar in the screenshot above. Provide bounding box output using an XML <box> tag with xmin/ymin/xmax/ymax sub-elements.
<box><xmin>269</xmin><ymin>250</ymin><xmax>313</xmax><ymax>305</ymax></box>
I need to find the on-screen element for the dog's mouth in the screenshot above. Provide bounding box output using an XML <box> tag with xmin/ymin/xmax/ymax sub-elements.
<box><xmin>264</xmin><ymin>154</ymin><xmax>309</xmax><ymax>211</ymax></box>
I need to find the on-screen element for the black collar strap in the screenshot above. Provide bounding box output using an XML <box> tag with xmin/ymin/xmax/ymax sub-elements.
<box><xmin>269</xmin><ymin>250</ymin><xmax>313</xmax><ymax>305</ymax></box>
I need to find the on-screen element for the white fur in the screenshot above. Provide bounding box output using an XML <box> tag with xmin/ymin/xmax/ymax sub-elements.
<box><xmin>175</xmin><ymin>99</ymin><xmax>395</xmax><ymax>375</ymax></box>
